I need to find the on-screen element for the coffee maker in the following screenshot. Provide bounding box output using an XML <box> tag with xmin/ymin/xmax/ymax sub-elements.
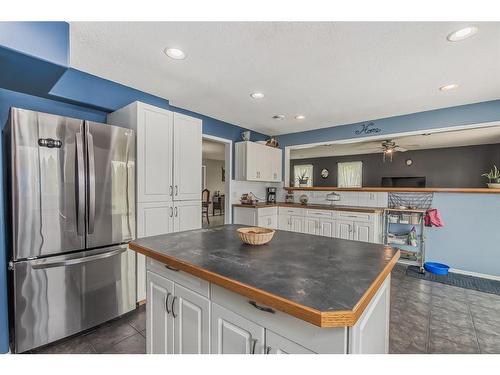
<box><xmin>266</xmin><ymin>187</ymin><xmax>277</xmax><ymax>204</ymax></box>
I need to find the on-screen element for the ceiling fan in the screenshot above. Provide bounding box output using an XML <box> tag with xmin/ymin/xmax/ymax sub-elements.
<box><xmin>381</xmin><ymin>140</ymin><xmax>408</xmax><ymax>162</ymax></box>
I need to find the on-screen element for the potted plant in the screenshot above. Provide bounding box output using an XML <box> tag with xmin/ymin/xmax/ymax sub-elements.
<box><xmin>297</xmin><ymin>171</ymin><xmax>309</xmax><ymax>187</ymax></box>
<box><xmin>482</xmin><ymin>165</ymin><xmax>500</xmax><ymax>188</ymax></box>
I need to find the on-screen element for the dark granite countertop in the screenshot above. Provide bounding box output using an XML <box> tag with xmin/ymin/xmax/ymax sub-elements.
<box><xmin>130</xmin><ymin>225</ymin><xmax>399</xmax><ymax>327</ymax></box>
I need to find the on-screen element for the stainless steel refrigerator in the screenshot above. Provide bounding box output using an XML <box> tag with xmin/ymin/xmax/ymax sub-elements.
<box><xmin>5</xmin><ymin>108</ymin><xmax>136</xmax><ymax>353</ymax></box>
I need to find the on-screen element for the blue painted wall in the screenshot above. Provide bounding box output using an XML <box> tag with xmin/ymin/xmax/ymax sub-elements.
<box><xmin>0</xmin><ymin>22</ymin><xmax>69</xmax><ymax>66</ymax></box>
<box><xmin>277</xmin><ymin>100</ymin><xmax>500</xmax><ymax>147</ymax></box>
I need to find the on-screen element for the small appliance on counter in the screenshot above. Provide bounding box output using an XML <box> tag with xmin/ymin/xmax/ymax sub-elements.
<box><xmin>266</xmin><ymin>187</ymin><xmax>277</xmax><ymax>204</ymax></box>
<box><xmin>240</xmin><ymin>193</ymin><xmax>259</xmax><ymax>205</ymax></box>
<box><xmin>285</xmin><ymin>193</ymin><xmax>294</xmax><ymax>203</ymax></box>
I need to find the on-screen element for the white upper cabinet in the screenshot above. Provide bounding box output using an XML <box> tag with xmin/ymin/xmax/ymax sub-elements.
<box><xmin>109</xmin><ymin>102</ymin><xmax>173</xmax><ymax>203</ymax></box>
<box><xmin>235</xmin><ymin>141</ymin><xmax>282</xmax><ymax>182</ymax></box>
<box><xmin>108</xmin><ymin>102</ymin><xmax>202</xmax><ymax>203</ymax></box>
<box><xmin>173</xmin><ymin>113</ymin><xmax>202</xmax><ymax>201</ymax></box>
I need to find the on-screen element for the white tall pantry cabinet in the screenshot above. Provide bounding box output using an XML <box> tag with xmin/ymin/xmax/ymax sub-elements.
<box><xmin>108</xmin><ymin>101</ymin><xmax>202</xmax><ymax>303</ymax></box>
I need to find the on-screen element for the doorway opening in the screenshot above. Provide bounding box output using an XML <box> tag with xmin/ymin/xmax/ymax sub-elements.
<box><xmin>201</xmin><ymin>135</ymin><xmax>232</xmax><ymax>228</ymax></box>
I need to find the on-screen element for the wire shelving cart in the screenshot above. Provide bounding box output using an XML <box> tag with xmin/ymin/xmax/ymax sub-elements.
<box><xmin>383</xmin><ymin>193</ymin><xmax>433</xmax><ymax>273</ymax></box>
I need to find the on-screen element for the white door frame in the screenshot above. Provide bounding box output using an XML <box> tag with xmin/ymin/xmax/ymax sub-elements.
<box><xmin>284</xmin><ymin>120</ymin><xmax>500</xmax><ymax>187</ymax></box>
<box><xmin>202</xmin><ymin>134</ymin><xmax>233</xmax><ymax>224</ymax></box>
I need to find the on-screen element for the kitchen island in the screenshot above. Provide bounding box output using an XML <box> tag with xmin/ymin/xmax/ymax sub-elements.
<box><xmin>129</xmin><ymin>225</ymin><xmax>399</xmax><ymax>354</ymax></box>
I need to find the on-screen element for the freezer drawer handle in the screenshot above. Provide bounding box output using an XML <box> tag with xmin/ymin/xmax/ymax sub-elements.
<box><xmin>31</xmin><ymin>247</ymin><xmax>127</xmax><ymax>269</ymax></box>
<box><xmin>248</xmin><ymin>301</ymin><xmax>275</xmax><ymax>314</ymax></box>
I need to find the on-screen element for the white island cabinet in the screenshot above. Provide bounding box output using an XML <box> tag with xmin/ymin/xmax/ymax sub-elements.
<box><xmin>108</xmin><ymin>102</ymin><xmax>202</xmax><ymax>303</ymax></box>
<box><xmin>144</xmin><ymin>257</ymin><xmax>392</xmax><ymax>354</ymax></box>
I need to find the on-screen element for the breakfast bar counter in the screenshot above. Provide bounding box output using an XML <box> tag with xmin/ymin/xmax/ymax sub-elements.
<box><xmin>129</xmin><ymin>225</ymin><xmax>400</xmax><ymax>354</ymax></box>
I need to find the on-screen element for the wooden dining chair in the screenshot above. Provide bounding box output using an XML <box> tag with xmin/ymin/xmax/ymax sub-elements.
<box><xmin>202</xmin><ymin>189</ymin><xmax>210</xmax><ymax>224</ymax></box>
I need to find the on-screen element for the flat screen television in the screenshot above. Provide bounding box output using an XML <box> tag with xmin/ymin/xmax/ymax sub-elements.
<box><xmin>381</xmin><ymin>176</ymin><xmax>426</xmax><ymax>188</ymax></box>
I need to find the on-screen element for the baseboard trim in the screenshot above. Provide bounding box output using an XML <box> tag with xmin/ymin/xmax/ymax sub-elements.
<box><xmin>449</xmin><ymin>268</ymin><xmax>500</xmax><ymax>282</ymax></box>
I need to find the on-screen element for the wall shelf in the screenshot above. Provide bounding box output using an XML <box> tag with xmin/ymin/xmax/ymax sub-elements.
<box><xmin>284</xmin><ymin>186</ymin><xmax>500</xmax><ymax>194</ymax></box>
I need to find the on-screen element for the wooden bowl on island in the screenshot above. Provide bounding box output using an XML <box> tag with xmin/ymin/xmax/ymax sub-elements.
<box><xmin>237</xmin><ymin>227</ymin><xmax>275</xmax><ymax>245</ymax></box>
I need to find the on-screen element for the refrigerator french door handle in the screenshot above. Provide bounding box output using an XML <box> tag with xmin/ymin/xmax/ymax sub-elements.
<box><xmin>87</xmin><ymin>131</ymin><xmax>96</xmax><ymax>234</ymax></box>
<box><xmin>75</xmin><ymin>132</ymin><xmax>85</xmax><ymax>236</ymax></box>
<box><xmin>31</xmin><ymin>246</ymin><xmax>127</xmax><ymax>269</ymax></box>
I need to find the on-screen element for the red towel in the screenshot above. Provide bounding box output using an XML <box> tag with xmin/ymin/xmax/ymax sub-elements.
<box><xmin>425</xmin><ymin>209</ymin><xmax>444</xmax><ymax>227</ymax></box>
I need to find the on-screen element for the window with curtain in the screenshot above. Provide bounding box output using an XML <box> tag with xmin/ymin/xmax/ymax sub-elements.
<box><xmin>338</xmin><ymin>161</ymin><xmax>362</xmax><ymax>187</ymax></box>
<box><xmin>294</xmin><ymin>164</ymin><xmax>313</xmax><ymax>187</ymax></box>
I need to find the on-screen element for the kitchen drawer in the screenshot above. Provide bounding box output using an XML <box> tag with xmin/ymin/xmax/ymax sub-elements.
<box><xmin>278</xmin><ymin>207</ymin><xmax>305</xmax><ymax>216</ymax></box>
<box><xmin>210</xmin><ymin>284</ymin><xmax>346</xmax><ymax>354</ymax></box>
<box><xmin>337</xmin><ymin>211</ymin><xmax>374</xmax><ymax>222</ymax></box>
<box><xmin>147</xmin><ymin>258</ymin><xmax>210</xmax><ymax>298</ymax></box>
<box><xmin>257</xmin><ymin>207</ymin><xmax>278</xmax><ymax>217</ymax></box>
<box><xmin>305</xmin><ymin>209</ymin><xmax>334</xmax><ymax>219</ymax></box>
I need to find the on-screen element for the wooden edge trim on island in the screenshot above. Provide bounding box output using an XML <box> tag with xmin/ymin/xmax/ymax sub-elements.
<box><xmin>129</xmin><ymin>243</ymin><xmax>400</xmax><ymax>328</ymax></box>
<box><xmin>285</xmin><ymin>186</ymin><xmax>500</xmax><ymax>194</ymax></box>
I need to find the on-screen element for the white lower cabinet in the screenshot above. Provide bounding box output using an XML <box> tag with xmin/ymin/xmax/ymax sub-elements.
<box><xmin>211</xmin><ymin>303</ymin><xmax>265</xmax><ymax>354</ymax></box>
<box><xmin>173</xmin><ymin>284</ymin><xmax>210</xmax><ymax>354</ymax></box>
<box><xmin>146</xmin><ymin>260</ymin><xmax>391</xmax><ymax>354</ymax></box>
<box><xmin>353</xmin><ymin>221</ymin><xmax>374</xmax><ymax>243</ymax></box>
<box><xmin>319</xmin><ymin>219</ymin><xmax>335</xmax><ymax>237</ymax></box>
<box><xmin>304</xmin><ymin>217</ymin><xmax>319</xmax><ymax>235</ymax></box>
<box><xmin>265</xmin><ymin>330</ymin><xmax>315</xmax><ymax>354</ymax></box>
<box><xmin>336</xmin><ymin>220</ymin><xmax>354</xmax><ymax>240</ymax></box>
<box><xmin>146</xmin><ymin>270</ymin><xmax>210</xmax><ymax>354</ymax></box>
<box><xmin>146</xmin><ymin>271</ymin><xmax>174</xmax><ymax>354</ymax></box>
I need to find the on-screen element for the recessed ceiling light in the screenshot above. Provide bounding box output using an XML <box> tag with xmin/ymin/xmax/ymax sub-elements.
<box><xmin>439</xmin><ymin>83</ymin><xmax>459</xmax><ymax>91</ymax></box>
<box><xmin>295</xmin><ymin>115</ymin><xmax>306</xmax><ymax>120</ymax></box>
<box><xmin>447</xmin><ymin>26</ymin><xmax>478</xmax><ymax>42</ymax></box>
<box><xmin>164</xmin><ymin>48</ymin><xmax>186</xmax><ymax>60</ymax></box>
<box><xmin>272</xmin><ymin>115</ymin><xmax>285</xmax><ymax>120</ymax></box>
<box><xmin>250</xmin><ymin>92</ymin><xmax>265</xmax><ymax>99</ymax></box>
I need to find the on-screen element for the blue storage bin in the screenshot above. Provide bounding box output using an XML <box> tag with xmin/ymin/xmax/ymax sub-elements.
<box><xmin>424</xmin><ymin>262</ymin><xmax>450</xmax><ymax>275</ymax></box>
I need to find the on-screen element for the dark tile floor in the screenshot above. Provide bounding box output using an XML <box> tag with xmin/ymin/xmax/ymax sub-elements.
<box><xmin>30</xmin><ymin>305</ymin><xmax>147</xmax><ymax>354</ymax></box>
<box><xmin>29</xmin><ymin>265</ymin><xmax>500</xmax><ymax>354</ymax></box>
<box><xmin>390</xmin><ymin>265</ymin><xmax>500</xmax><ymax>354</ymax></box>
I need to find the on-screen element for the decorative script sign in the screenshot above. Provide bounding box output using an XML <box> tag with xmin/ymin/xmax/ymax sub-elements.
<box><xmin>354</xmin><ymin>122</ymin><xmax>381</xmax><ymax>135</ymax></box>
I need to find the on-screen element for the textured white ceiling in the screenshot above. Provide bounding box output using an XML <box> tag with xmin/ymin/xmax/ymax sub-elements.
<box><xmin>70</xmin><ymin>22</ymin><xmax>500</xmax><ymax>135</ymax></box>
<box><xmin>290</xmin><ymin>124</ymin><xmax>500</xmax><ymax>159</ymax></box>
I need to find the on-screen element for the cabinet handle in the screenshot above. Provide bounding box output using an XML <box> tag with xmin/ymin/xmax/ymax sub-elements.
<box><xmin>175</xmin><ymin>185</ymin><xmax>178</xmax><ymax>196</ymax></box>
<box><xmin>169</xmin><ymin>185</ymin><xmax>173</xmax><ymax>196</ymax></box>
<box><xmin>171</xmin><ymin>296</ymin><xmax>177</xmax><ymax>318</ymax></box>
<box><xmin>251</xmin><ymin>338</ymin><xmax>258</xmax><ymax>354</ymax></box>
<box><xmin>165</xmin><ymin>292</ymin><xmax>171</xmax><ymax>314</ymax></box>
<box><xmin>165</xmin><ymin>264</ymin><xmax>179</xmax><ymax>272</ymax></box>
<box><xmin>266</xmin><ymin>346</ymin><xmax>272</xmax><ymax>354</ymax></box>
<box><xmin>248</xmin><ymin>300</ymin><xmax>275</xmax><ymax>314</ymax></box>
<box><xmin>175</xmin><ymin>207</ymin><xmax>178</xmax><ymax>217</ymax></box>
<box><xmin>169</xmin><ymin>207</ymin><xmax>173</xmax><ymax>217</ymax></box>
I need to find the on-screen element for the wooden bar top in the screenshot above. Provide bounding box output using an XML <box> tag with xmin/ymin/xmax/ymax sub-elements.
<box><xmin>129</xmin><ymin>225</ymin><xmax>400</xmax><ymax>328</ymax></box>
<box><xmin>284</xmin><ymin>186</ymin><xmax>500</xmax><ymax>194</ymax></box>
